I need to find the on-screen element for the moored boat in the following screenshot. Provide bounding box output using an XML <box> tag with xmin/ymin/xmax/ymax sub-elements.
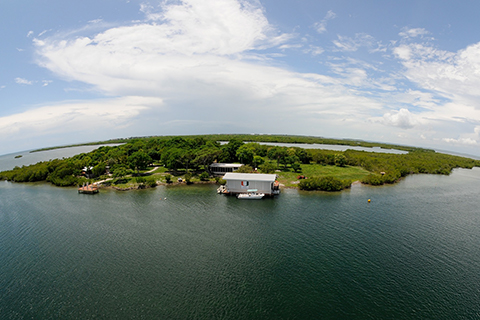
<box><xmin>237</xmin><ymin>189</ymin><xmax>264</xmax><ymax>200</ymax></box>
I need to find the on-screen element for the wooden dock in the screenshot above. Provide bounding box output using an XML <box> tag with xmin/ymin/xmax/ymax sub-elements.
<box><xmin>78</xmin><ymin>184</ymin><xmax>99</xmax><ymax>194</ymax></box>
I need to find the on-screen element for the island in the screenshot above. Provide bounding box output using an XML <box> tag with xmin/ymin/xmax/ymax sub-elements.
<box><xmin>1</xmin><ymin>134</ymin><xmax>479</xmax><ymax>192</ymax></box>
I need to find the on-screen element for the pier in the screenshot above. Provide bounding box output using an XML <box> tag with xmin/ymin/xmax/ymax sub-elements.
<box><xmin>78</xmin><ymin>183</ymin><xmax>99</xmax><ymax>194</ymax></box>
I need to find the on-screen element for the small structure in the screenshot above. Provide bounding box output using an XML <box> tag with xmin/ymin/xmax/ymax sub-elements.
<box><xmin>78</xmin><ymin>182</ymin><xmax>99</xmax><ymax>194</ymax></box>
<box><xmin>82</xmin><ymin>166</ymin><xmax>94</xmax><ymax>179</ymax></box>
<box><xmin>210</xmin><ymin>163</ymin><xmax>243</xmax><ymax>175</ymax></box>
<box><xmin>221</xmin><ymin>173</ymin><xmax>280</xmax><ymax>196</ymax></box>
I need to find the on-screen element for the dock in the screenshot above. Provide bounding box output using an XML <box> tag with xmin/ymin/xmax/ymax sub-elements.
<box><xmin>78</xmin><ymin>183</ymin><xmax>99</xmax><ymax>194</ymax></box>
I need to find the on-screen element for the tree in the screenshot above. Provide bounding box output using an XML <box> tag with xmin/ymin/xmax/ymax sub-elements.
<box><xmin>161</xmin><ymin>148</ymin><xmax>182</xmax><ymax>171</ymax></box>
<box><xmin>291</xmin><ymin>162</ymin><xmax>301</xmax><ymax>173</ymax></box>
<box><xmin>222</xmin><ymin>139</ymin><xmax>244</xmax><ymax>162</ymax></box>
<box><xmin>252</xmin><ymin>155</ymin><xmax>264</xmax><ymax>168</ymax></box>
<box><xmin>259</xmin><ymin>161</ymin><xmax>277</xmax><ymax>173</ymax></box>
<box><xmin>194</xmin><ymin>146</ymin><xmax>222</xmax><ymax>173</ymax></box>
<box><xmin>236</xmin><ymin>165</ymin><xmax>254</xmax><ymax>173</ymax></box>
<box><xmin>199</xmin><ymin>172</ymin><xmax>210</xmax><ymax>181</ymax></box>
<box><xmin>334</xmin><ymin>154</ymin><xmax>347</xmax><ymax>167</ymax></box>
<box><xmin>236</xmin><ymin>145</ymin><xmax>255</xmax><ymax>165</ymax></box>
<box><xmin>128</xmin><ymin>151</ymin><xmax>152</xmax><ymax>174</ymax></box>
<box><xmin>267</xmin><ymin>147</ymin><xmax>287</xmax><ymax>169</ymax></box>
<box><xmin>112</xmin><ymin>166</ymin><xmax>127</xmax><ymax>179</ymax></box>
<box><xmin>92</xmin><ymin>163</ymin><xmax>106</xmax><ymax>177</ymax></box>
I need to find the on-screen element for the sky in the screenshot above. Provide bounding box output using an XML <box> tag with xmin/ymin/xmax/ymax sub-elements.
<box><xmin>2</xmin><ymin>0</ymin><xmax>480</xmax><ymax>156</ymax></box>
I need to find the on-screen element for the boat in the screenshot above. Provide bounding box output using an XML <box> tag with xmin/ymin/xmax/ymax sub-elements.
<box><xmin>217</xmin><ymin>185</ymin><xmax>228</xmax><ymax>194</ymax></box>
<box><xmin>237</xmin><ymin>189</ymin><xmax>265</xmax><ymax>200</ymax></box>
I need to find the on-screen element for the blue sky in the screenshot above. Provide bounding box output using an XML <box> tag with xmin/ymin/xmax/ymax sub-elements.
<box><xmin>2</xmin><ymin>0</ymin><xmax>480</xmax><ymax>156</ymax></box>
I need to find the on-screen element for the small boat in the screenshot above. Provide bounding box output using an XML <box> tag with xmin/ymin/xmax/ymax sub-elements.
<box><xmin>217</xmin><ymin>185</ymin><xmax>227</xmax><ymax>194</ymax></box>
<box><xmin>237</xmin><ymin>189</ymin><xmax>265</xmax><ymax>200</ymax></box>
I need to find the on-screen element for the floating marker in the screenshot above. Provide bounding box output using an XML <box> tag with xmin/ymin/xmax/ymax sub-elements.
<box><xmin>368</xmin><ymin>199</ymin><xmax>371</xmax><ymax>203</ymax></box>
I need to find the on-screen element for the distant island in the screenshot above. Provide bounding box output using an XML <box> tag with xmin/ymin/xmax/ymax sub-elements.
<box><xmin>14</xmin><ymin>155</ymin><xmax>22</xmax><ymax>159</ymax></box>
<box><xmin>1</xmin><ymin>134</ymin><xmax>479</xmax><ymax>192</ymax></box>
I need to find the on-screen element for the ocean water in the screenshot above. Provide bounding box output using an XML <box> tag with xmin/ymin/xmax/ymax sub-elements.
<box><xmin>0</xmin><ymin>144</ymin><xmax>122</xmax><ymax>172</ymax></box>
<box><xmin>1</xmin><ymin>168</ymin><xmax>480</xmax><ymax>319</ymax></box>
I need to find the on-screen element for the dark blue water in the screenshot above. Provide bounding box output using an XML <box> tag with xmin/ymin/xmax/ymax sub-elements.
<box><xmin>1</xmin><ymin>169</ymin><xmax>480</xmax><ymax>319</ymax></box>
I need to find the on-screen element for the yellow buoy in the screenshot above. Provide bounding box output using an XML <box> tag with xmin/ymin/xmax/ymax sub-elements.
<box><xmin>368</xmin><ymin>199</ymin><xmax>371</xmax><ymax>203</ymax></box>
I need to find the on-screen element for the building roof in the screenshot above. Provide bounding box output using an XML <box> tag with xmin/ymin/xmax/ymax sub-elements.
<box><xmin>223</xmin><ymin>173</ymin><xmax>277</xmax><ymax>182</ymax></box>
<box><xmin>210</xmin><ymin>163</ymin><xmax>243</xmax><ymax>168</ymax></box>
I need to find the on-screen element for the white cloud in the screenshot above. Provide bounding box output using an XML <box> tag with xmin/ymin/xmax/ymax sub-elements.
<box><xmin>27</xmin><ymin>31</ymin><xmax>34</xmax><ymax>37</ymax></box>
<box><xmin>9</xmin><ymin>0</ymin><xmax>386</xmax><ymax>152</ymax></box>
<box><xmin>394</xmin><ymin>41</ymin><xmax>480</xmax><ymax>104</ymax></box>
<box><xmin>15</xmin><ymin>78</ymin><xmax>33</xmax><ymax>85</ymax></box>
<box><xmin>0</xmin><ymin>96</ymin><xmax>155</xmax><ymax>136</ymax></box>
<box><xmin>399</xmin><ymin>27</ymin><xmax>430</xmax><ymax>39</ymax></box>
<box><xmin>475</xmin><ymin>126</ymin><xmax>480</xmax><ymax>135</ymax></box>
<box><xmin>333</xmin><ymin>33</ymin><xmax>377</xmax><ymax>52</ymax></box>
<box><xmin>303</xmin><ymin>45</ymin><xmax>324</xmax><ymax>56</ymax></box>
<box><xmin>443</xmin><ymin>137</ymin><xmax>478</xmax><ymax>146</ymax></box>
<box><xmin>313</xmin><ymin>10</ymin><xmax>336</xmax><ymax>34</ymax></box>
<box><xmin>382</xmin><ymin>108</ymin><xmax>419</xmax><ymax>129</ymax></box>
<box><xmin>2</xmin><ymin>0</ymin><xmax>475</xmax><ymax>157</ymax></box>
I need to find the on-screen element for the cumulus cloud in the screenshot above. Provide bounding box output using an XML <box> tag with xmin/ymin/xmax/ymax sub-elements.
<box><xmin>5</xmin><ymin>0</ymin><xmax>478</xmax><ymax>156</ymax></box>
<box><xmin>383</xmin><ymin>108</ymin><xmax>418</xmax><ymax>129</ymax></box>
<box><xmin>31</xmin><ymin>0</ymin><xmax>380</xmax><ymax>115</ymax></box>
<box><xmin>0</xmin><ymin>0</ymin><xmax>389</xmax><ymax>154</ymax></box>
<box><xmin>475</xmin><ymin>126</ymin><xmax>480</xmax><ymax>135</ymax></box>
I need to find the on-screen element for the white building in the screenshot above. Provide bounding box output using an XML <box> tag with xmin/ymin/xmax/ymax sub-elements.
<box><xmin>210</xmin><ymin>163</ymin><xmax>243</xmax><ymax>175</ymax></box>
<box><xmin>223</xmin><ymin>173</ymin><xmax>280</xmax><ymax>196</ymax></box>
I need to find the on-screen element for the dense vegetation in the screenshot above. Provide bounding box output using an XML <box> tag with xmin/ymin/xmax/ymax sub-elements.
<box><xmin>30</xmin><ymin>134</ymin><xmax>432</xmax><ymax>153</ymax></box>
<box><xmin>2</xmin><ymin>135</ymin><xmax>479</xmax><ymax>191</ymax></box>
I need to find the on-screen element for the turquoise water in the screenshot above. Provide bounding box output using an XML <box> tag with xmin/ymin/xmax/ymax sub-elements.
<box><xmin>1</xmin><ymin>169</ymin><xmax>480</xmax><ymax>319</ymax></box>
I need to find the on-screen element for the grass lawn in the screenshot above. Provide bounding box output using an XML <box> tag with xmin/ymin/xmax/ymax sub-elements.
<box><xmin>277</xmin><ymin>164</ymin><xmax>370</xmax><ymax>187</ymax></box>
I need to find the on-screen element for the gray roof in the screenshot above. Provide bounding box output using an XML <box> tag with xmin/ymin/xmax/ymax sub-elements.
<box><xmin>223</xmin><ymin>173</ymin><xmax>277</xmax><ymax>182</ymax></box>
<box><xmin>210</xmin><ymin>163</ymin><xmax>243</xmax><ymax>168</ymax></box>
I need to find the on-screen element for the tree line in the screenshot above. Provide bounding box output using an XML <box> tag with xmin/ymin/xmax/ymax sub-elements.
<box><xmin>1</xmin><ymin>135</ymin><xmax>479</xmax><ymax>190</ymax></box>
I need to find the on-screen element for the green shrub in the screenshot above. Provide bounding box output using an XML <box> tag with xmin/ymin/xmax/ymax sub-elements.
<box><xmin>361</xmin><ymin>174</ymin><xmax>384</xmax><ymax>186</ymax></box>
<box><xmin>199</xmin><ymin>172</ymin><xmax>210</xmax><ymax>181</ymax></box>
<box><xmin>135</xmin><ymin>176</ymin><xmax>146</xmax><ymax>184</ymax></box>
<box><xmin>236</xmin><ymin>165</ymin><xmax>253</xmax><ymax>173</ymax></box>
<box><xmin>291</xmin><ymin>162</ymin><xmax>301</xmax><ymax>173</ymax></box>
<box><xmin>184</xmin><ymin>173</ymin><xmax>192</xmax><ymax>184</ymax></box>
<box><xmin>146</xmin><ymin>177</ymin><xmax>157</xmax><ymax>187</ymax></box>
<box><xmin>299</xmin><ymin>176</ymin><xmax>349</xmax><ymax>191</ymax></box>
<box><xmin>259</xmin><ymin>161</ymin><xmax>276</xmax><ymax>173</ymax></box>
